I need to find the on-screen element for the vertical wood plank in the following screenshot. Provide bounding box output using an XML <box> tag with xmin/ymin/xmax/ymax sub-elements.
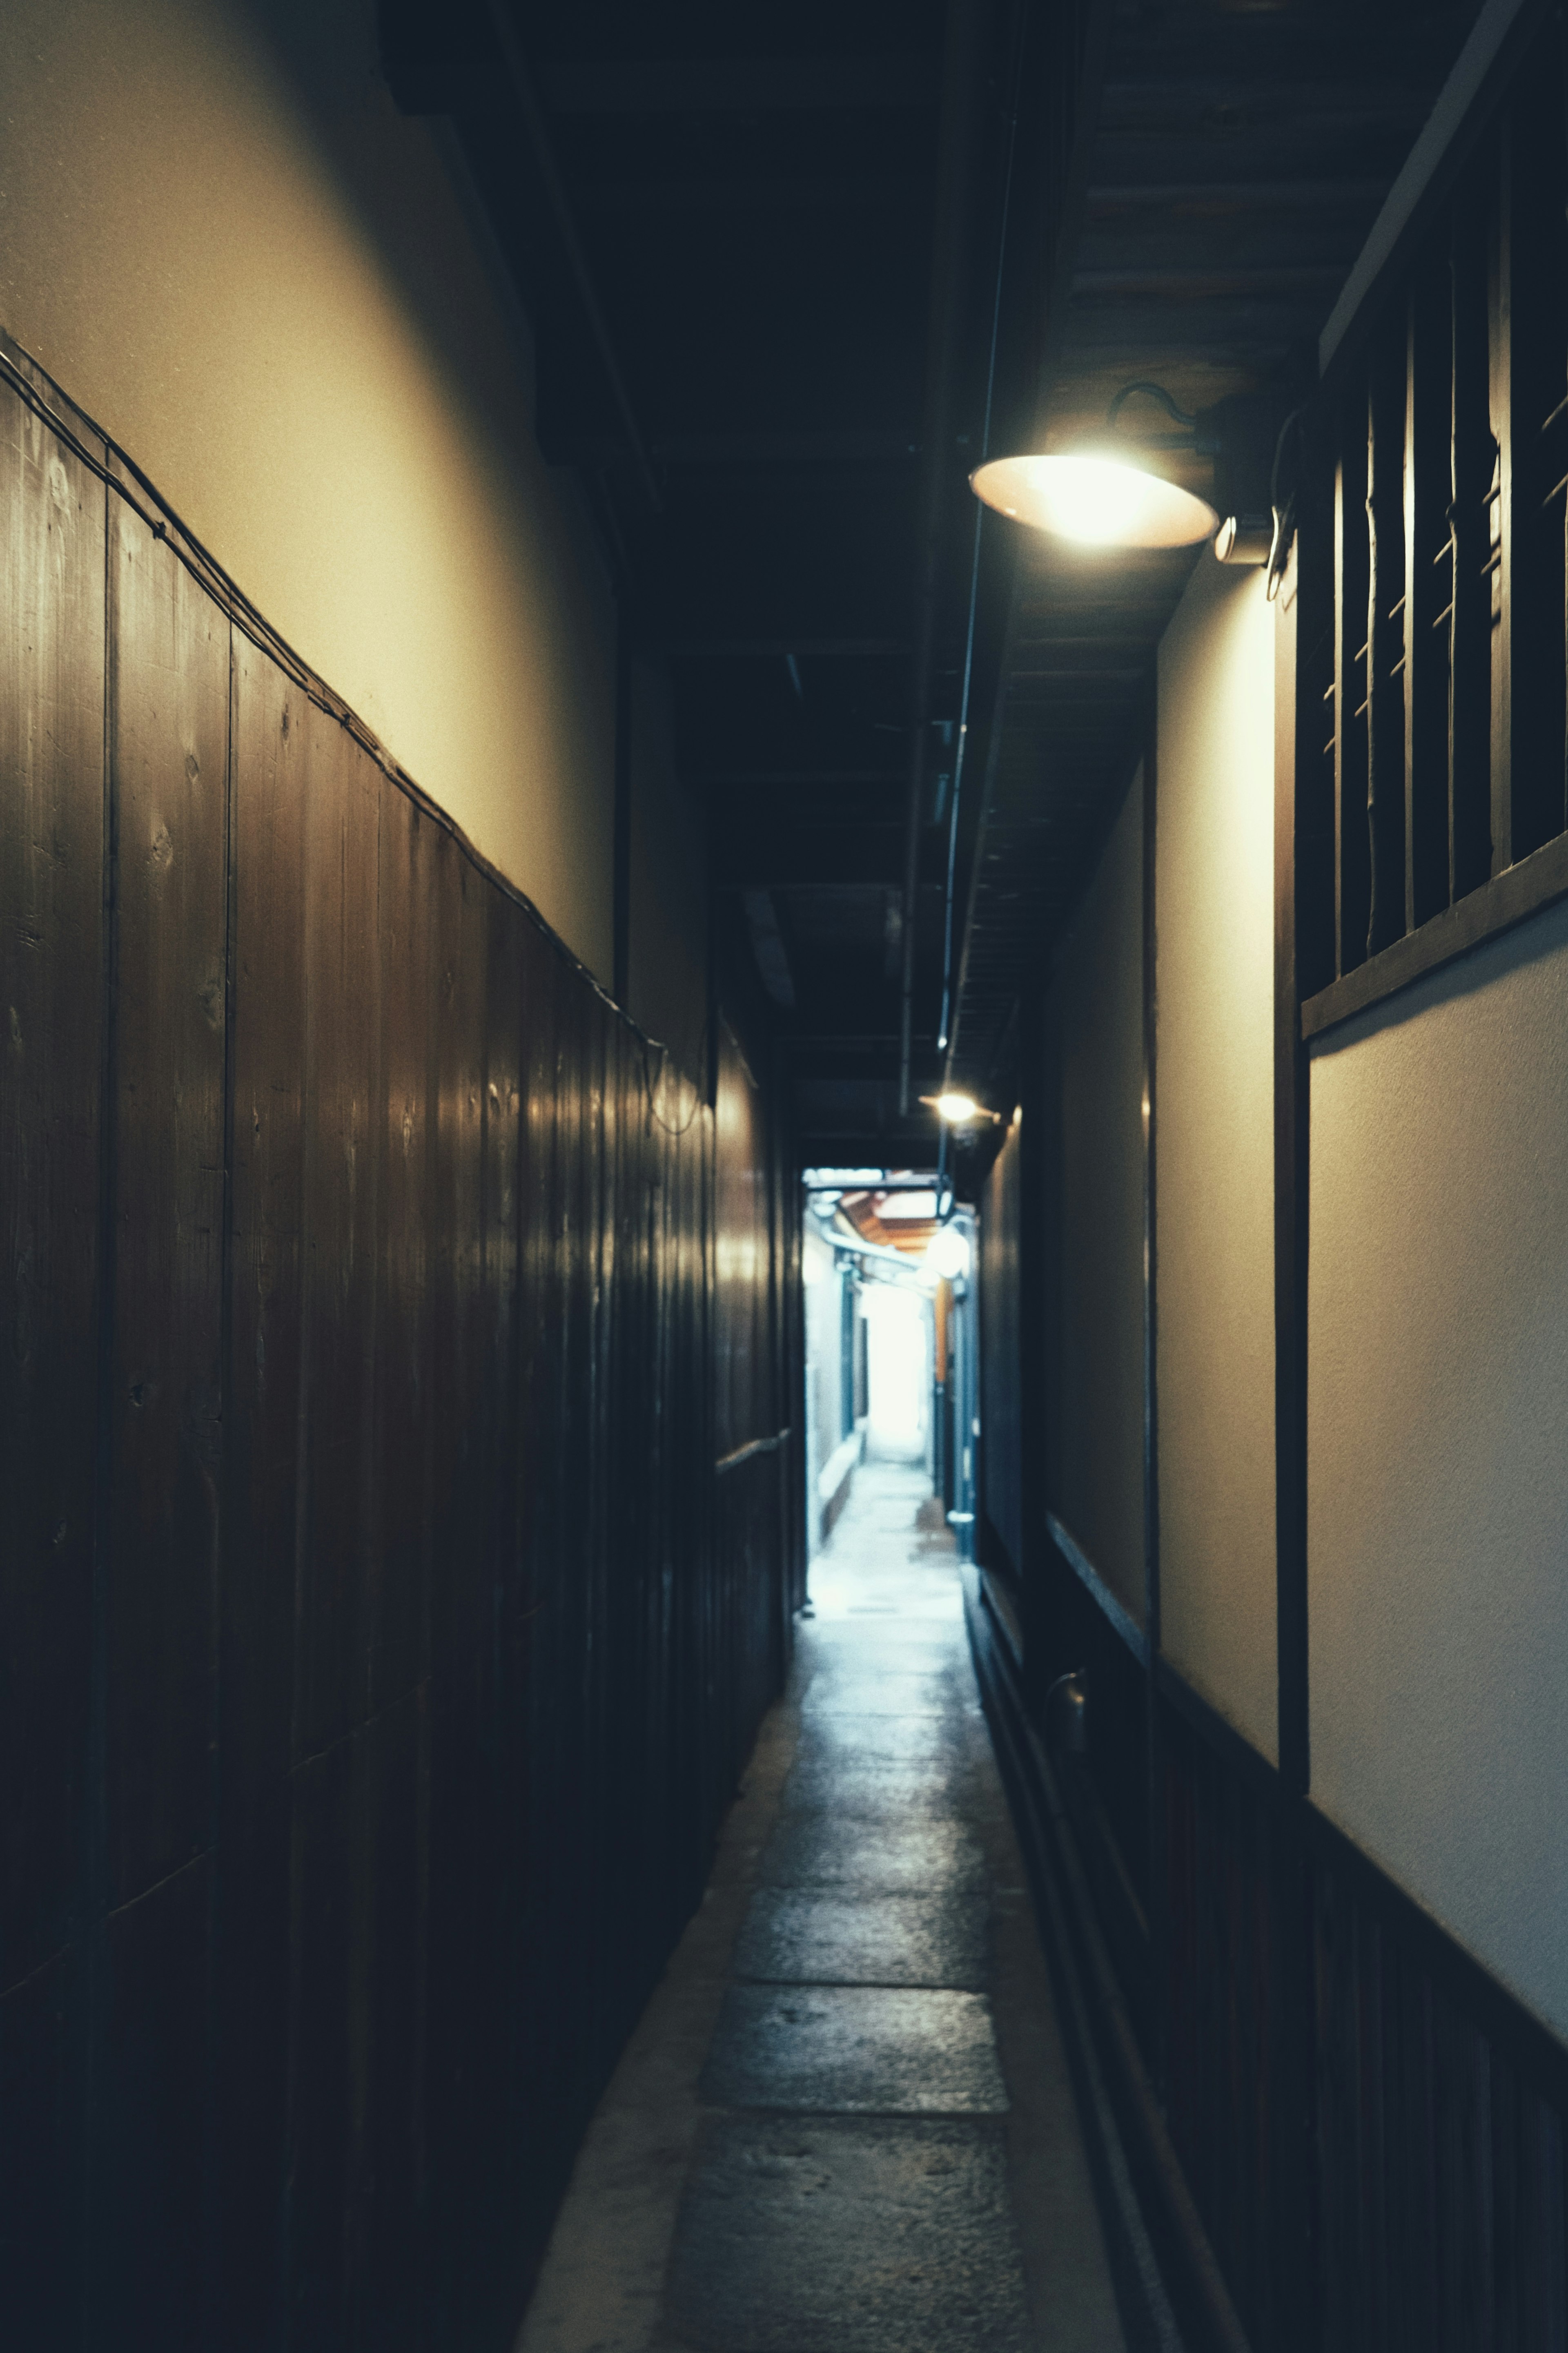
<box><xmin>431</xmin><ymin>836</ymin><xmax>488</xmax><ymax>1687</ymax></box>
<box><xmin>372</xmin><ymin>784</ymin><xmax>434</xmax><ymax>1719</ymax></box>
<box><xmin>483</xmin><ymin>894</ymin><xmax>527</xmax><ymax>2270</ymax></box>
<box><xmin>105</xmin><ymin>500</ymin><xmax>229</xmax><ymax>1908</ymax></box>
<box><xmin>226</xmin><ymin>644</ymin><xmax>306</xmax><ymax>1796</ymax></box>
<box><xmin>211</xmin><ymin>1783</ymin><xmax>290</xmax><ymax>2351</ymax></box>
<box><xmin>359</xmin><ymin>780</ymin><xmax>435</xmax><ymax>2351</ymax></box>
<box><xmin>1</xmin><ymin>1950</ymin><xmax>84</xmax><ymax>2353</ymax></box>
<box><xmin>98</xmin><ymin>1859</ymin><xmax>213</xmax><ymax>2349</ymax></box>
<box><xmin>1367</xmin><ymin>333</ymin><xmax>1407</xmax><ymax>954</ymax></box>
<box><xmin>425</xmin><ymin>834</ymin><xmax>496</xmax><ymax>2340</ymax></box>
<box><xmin>1488</xmin><ymin>125</ymin><xmax>1515</xmax><ymax>876</ymax></box>
<box><xmin>357</xmin><ymin>1689</ymin><xmax>424</xmax><ymax>2353</ymax></box>
<box><xmin>1407</xmin><ymin>265</ymin><xmax>1452</xmax><ymax>929</ymax></box>
<box><xmin>294</xmin><ymin>711</ymin><xmax>381</xmax><ymax>1763</ymax></box>
<box><xmin>285</xmin><ymin>718</ymin><xmax>380</xmax><ymax>2349</ymax></box>
<box><xmin>217</xmin><ymin>641</ymin><xmax>310</xmax><ymax>2348</ymax></box>
<box><xmin>1334</xmin><ymin>440</ymin><xmax>1372</xmax><ymax>972</ymax></box>
<box><xmin>515</xmin><ymin>917</ymin><xmax>561</xmax><ymax>2145</ymax></box>
<box><xmin>0</xmin><ymin>384</ymin><xmax>105</xmax><ymax>2001</ymax></box>
<box><xmin>1498</xmin><ymin>60</ymin><xmax>1568</xmax><ymax>862</ymax></box>
<box><xmin>1450</xmin><ymin>174</ymin><xmax>1494</xmax><ymax>899</ymax></box>
<box><xmin>286</xmin><ymin>1738</ymin><xmax>355</xmax><ymax>2351</ymax></box>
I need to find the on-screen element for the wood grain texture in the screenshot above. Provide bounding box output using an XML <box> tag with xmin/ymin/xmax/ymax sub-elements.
<box><xmin>0</xmin><ymin>371</ymin><xmax>797</xmax><ymax>2347</ymax></box>
<box><xmin>105</xmin><ymin>500</ymin><xmax>230</xmax><ymax>1909</ymax></box>
<box><xmin>0</xmin><ymin>380</ymin><xmax>106</xmax><ymax>1993</ymax></box>
<box><xmin>295</xmin><ymin>711</ymin><xmax>381</xmax><ymax>1764</ymax></box>
<box><xmin>227</xmin><ymin>641</ymin><xmax>307</xmax><ymax>1801</ymax></box>
<box><xmin>96</xmin><ymin>1857</ymin><xmax>213</xmax><ymax>2350</ymax></box>
<box><xmin>1310</xmin><ymin>1840</ymin><xmax>1568</xmax><ymax>2353</ymax></box>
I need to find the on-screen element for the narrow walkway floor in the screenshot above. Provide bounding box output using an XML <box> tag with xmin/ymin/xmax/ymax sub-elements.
<box><xmin>517</xmin><ymin>1462</ymin><xmax>1125</xmax><ymax>2353</ymax></box>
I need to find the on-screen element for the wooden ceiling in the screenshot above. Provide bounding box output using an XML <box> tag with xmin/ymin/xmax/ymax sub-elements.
<box><xmin>945</xmin><ymin>0</ymin><xmax>1483</xmax><ymax>1105</ymax></box>
<box><xmin>382</xmin><ymin>0</ymin><xmax>1483</xmax><ymax>1175</ymax></box>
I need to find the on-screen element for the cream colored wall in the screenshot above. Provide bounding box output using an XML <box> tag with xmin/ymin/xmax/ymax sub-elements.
<box><xmin>0</xmin><ymin>0</ymin><xmax>616</xmax><ymax>979</ymax></box>
<box><xmin>1155</xmin><ymin>551</ymin><xmax>1277</xmax><ymax>1758</ymax></box>
<box><xmin>1309</xmin><ymin>900</ymin><xmax>1568</xmax><ymax>2040</ymax></box>
<box><xmin>1050</xmin><ymin>771</ymin><xmax>1147</xmax><ymax>1621</ymax></box>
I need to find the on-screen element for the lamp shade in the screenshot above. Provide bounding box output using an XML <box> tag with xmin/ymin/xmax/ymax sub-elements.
<box><xmin>971</xmin><ymin>452</ymin><xmax>1218</xmax><ymax>549</ymax></box>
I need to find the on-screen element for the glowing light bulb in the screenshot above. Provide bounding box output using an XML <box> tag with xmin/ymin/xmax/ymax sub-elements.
<box><xmin>925</xmin><ymin>1225</ymin><xmax>971</xmax><ymax>1279</ymax></box>
<box><xmin>935</xmin><ymin>1092</ymin><xmax>978</xmax><ymax>1124</ymax></box>
<box><xmin>970</xmin><ymin>454</ymin><xmax>1218</xmax><ymax>549</ymax></box>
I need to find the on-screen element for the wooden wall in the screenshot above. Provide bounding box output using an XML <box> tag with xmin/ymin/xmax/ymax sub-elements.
<box><xmin>978</xmin><ymin>1109</ymin><xmax>1022</xmax><ymax>1578</ymax></box>
<box><xmin>0</xmin><ymin>344</ymin><xmax>798</xmax><ymax>2350</ymax></box>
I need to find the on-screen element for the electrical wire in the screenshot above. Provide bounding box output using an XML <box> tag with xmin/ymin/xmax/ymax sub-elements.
<box><xmin>640</xmin><ymin>1030</ymin><xmax>708</xmax><ymax>1137</ymax></box>
<box><xmin>934</xmin><ymin>8</ymin><xmax>1029</xmax><ymax>1066</ymax></box>
<box><xmin>1265</xmin><ymin>406</ymin><xmax>1306</xmax><ymax>602</ymax></box>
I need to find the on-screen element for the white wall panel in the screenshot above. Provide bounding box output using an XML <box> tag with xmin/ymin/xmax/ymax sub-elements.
<box><xmin>1310</xmin><ymin>897</ymin><xmax>1568</xmax><ymax>2037</ymax></box>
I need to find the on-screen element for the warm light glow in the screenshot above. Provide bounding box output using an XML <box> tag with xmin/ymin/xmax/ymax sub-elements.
<box><xmin>971</xmin><ymin>453</ymin><xmax>1219</xmax><ymax>549</ymax></box>
<box><xmin>878</xmin><ymin>1189</ymin><xmax>938</xmax><ymax>1220</ymax></box>
<box><xmin>925</xmin><ymin>1224</ymin><xmax>971</xmax><ymax>1280</ymax></box>
<box><xmin>935</xmin><ymin>1092</ymin><xmax>979</xmax><ymax>1124</ymax></box>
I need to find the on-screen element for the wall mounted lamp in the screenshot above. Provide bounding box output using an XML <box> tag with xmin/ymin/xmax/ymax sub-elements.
<box><xmin>970</xmin><ymin>383</ymin><xmax>1290</xmax><ymax>565</ymax></box>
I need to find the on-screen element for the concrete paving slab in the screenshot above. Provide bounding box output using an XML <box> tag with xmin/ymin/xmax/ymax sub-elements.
<box><xmin>799</xmin><ymin>1712</ymin><xmax>976</xmax><ymax>1771</ymax></box>
<box><xmin>661</xmin><ymin>2114</ymin><xmax>1033</xmax><ymax>2353</ymax></box>
<box><xmin>757</xmin><ymin>1806</ymin><xmax>988</xmax><ymax>1892</ymax></box>
<box><xmin>800</xmin><ymin>1669</ymin><xmax>968</xmax><ymax>1719</ymax></box>
<box><xmin>777</xmin><ymin>1758</ymin><xmax>973</xmax><ymax>1819</ymax></box>
<box><xmin>733</xmin><ymin>1886</ymin><xmax>989</xmax><ymax>1989</ymax></box>
<box><xmin>701</xmin><ymin>1983</ymin><xmax>1008</xmax><ymax>2113</ymax></box>
<box><xmin>514</xmin><ymin>1461</ymin><xmax>1125</xmax><ymax>2353</ymax></box>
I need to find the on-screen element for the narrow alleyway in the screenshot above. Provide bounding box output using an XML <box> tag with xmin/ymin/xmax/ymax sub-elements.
<box><xmin>517</xmin><ymin>1464</ymin><xmax>1124</xmax><ymax>2353</ymax></box>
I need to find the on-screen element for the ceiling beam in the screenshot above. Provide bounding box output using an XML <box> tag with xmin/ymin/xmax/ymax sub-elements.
<box><xmin>580</xmin><ymin>177</ymin><xmax>924</xmax><ymax>217</ymax></box>
<box><xmin>664</xmin><ymin>637</ymin><xmax>907</xmax><ymax>660</ymax></box>
<box><xmin>1068</xmin><ymin>264</ymin><xmax>1346</xmax><ymax>299</ymax></box>
<box><xmin>696</xmin><ymin>769</ymin><xmax>902</xmax><ymax>789</ymax></box>
<box><xmin>652</xmin><ymin>430</ymin><xmax>917</xmax><ymax>468</ymax></box>
<box><xmin>538</xmin><ymin>56</ymin><xmax>938</xmax><ymax>114</ymax></box>
<box><xmin>1084</xmin><ymin>180</ymin><xmax>1391</xmax><ymax>217</ymax></box>
<box><xmin>1096</xmin><ymin>77</ymin><xmax>1434</xmax><ymax>126</ymax></box>
<box><xmin>715</xmin><ymin>824</ymin><xmax>908</xmax><ymax>889</ymax></box>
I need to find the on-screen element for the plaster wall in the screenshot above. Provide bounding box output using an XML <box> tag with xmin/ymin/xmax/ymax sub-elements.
<box><xmin>1155</xmin><ymin>553</ymin><xmax>1278</xmax><ymax>1758</ymax></box>
<box><xmin>1309</xmin><ymin>898</ymin><xmax>1568</xmax><ymax>2039</ymax></box>
<box><xmin>1049</xmin><ymin>772</ymin><xmax>1147</xmax><ymax>1622</ymax></box>
<box><xmin>0</xmin><ymin>0</ymin><xmax>617</xmax><ymax>977</ymax></box>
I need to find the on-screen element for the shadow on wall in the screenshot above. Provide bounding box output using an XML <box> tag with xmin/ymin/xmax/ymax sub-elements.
<box><xmin>0</xmin><ymin>0</ymin><xmax>618</xmax><ymax>973</ymax></box>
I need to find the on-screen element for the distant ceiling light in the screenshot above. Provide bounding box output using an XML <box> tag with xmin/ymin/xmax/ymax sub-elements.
<box><xmin>925</xmin><ymin>1224</ymin><xmax>971</xmax><ymax>1280</ymax></box>
<box><xmin>971</xmin><ymin>452</ymin><xmax>1218</xmax><ymax>549</ymax></box>
<box><xmin>933</xmin><ymin>1092</ymin><xmax>978</xmax><ymax>1124</ymax></box>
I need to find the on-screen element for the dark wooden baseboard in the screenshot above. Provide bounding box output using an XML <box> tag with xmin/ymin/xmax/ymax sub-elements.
<box><xmin>965</xmin><ymin>1568</ymin><xmax>1254</xmax><ymax>2353</ymax></box>
<box><xmin>982</xmin><ymin>1528</ymin><xmax>1568</xmax><ymax>2353</ymax></box>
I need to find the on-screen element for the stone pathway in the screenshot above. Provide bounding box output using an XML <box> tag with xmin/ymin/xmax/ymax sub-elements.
<box><xmin>517</xmin><ymin>1463</ymin><xmax>1124</xmax><ymax>2353</ymax></box>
